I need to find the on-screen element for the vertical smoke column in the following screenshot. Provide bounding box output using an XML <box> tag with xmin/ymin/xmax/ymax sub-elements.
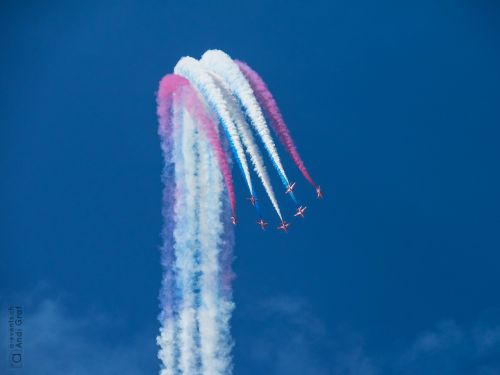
<box><xmin>197</xmin><ymin>130</ymin><xmax>234</xmax><ymax>375</ymax></box>
<box><xmin>157</xmin><ymin>78</ymin><xmax>235</xmax><ymax>375</ymax></box>
<box><xmin>157</xmin><ymin>82</ymin><xmax>179</xmax><ymax>375</ymax></box>
<box><xmin>175</xmin><ymin>107</ymin><xmax>201</xmax><ymax>375</ymax></box>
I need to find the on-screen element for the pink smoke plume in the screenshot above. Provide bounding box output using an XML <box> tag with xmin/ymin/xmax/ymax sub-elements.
<box><xmin>235</xmin><ymin>60</ymin><xmax>317</xmax><ymax>188</ymax></box>
<box><xmin>157</xmin><ymin>74</ymin><xmax>237</xmax><ymax>217</ymax></box>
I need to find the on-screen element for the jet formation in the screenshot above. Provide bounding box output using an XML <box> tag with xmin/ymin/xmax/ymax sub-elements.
<box><xmin>233</xmin><ymin>182</ymin><xmax>323</xmax><ymax>233</ymax></box>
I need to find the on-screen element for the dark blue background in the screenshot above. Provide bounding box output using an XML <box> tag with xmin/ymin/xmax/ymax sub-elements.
<box><xmin>2</xmin><ymin>1</ymin><xmax>500</xmax><ymax>373</ymax></box>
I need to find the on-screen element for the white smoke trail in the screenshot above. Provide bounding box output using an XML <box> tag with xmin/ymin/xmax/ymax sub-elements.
<box><xmin>197</xmin><ymin>128</ymin><xmax>220</xmax><ymax>374</ymax></box>
<box><xmin>210</xmin><ymin>73</ymin><xmax>283</xmax><ymax>221</ymax></box>
<box><xmin>157</xmin><ymin>311</ymin><xmax>176</xmax><ymax>375</ymax></box>
<box><xmin>157</xmin><ymin>96</ymin><xmax>183</xmax><ymax>375</ymax></box>
<box><xmin>174</xmin><ymin>57</ymin><xmax>256</xmax><ymax>198</ymax></box>
<box><xmin>197</xmin><ymin>131</ymin><xmax>234</xmax><ymax>375</ymax></box>
<box><xmin>208</xmin><ymin>154</ymin><xmax>236</xmax><ymax>375</ymax></box>
<box><xmin>200</xmin><ymin>50</ymin><xmax>291</xmax><ymax>188</ymax></box>
<box><xmin>174</xmin><ymin>107</ymin><xmax>200</xmax><ymax>375</ymax></box>
<box><xmin>158</xmin><ymin>319</ymin><xmax>176</xmax><ymax>375</ymax></box>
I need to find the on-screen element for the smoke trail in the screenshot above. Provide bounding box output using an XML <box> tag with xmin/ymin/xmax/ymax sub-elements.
<box><xmin>197</xmin><ymin>132</ymin><xmax>221</xmax><ymax>374</ymax></box>
<box><xmin>235</xmin><ymin>60</ymin><xmax>317</xmax><ymax>188</ymax></box>
<box><xmin>181</xmin><ymin>80</ymin><xmax>237</xmax><ymax>219</ymax></box>
<box><xmin>158</xmin><ymin>74</ymin><xmax>236</xmax><ymax>219</ymax></box>
<box><xmin>200</xmin><ymin>50</ymin><xmax>294</xmax><ymax>195</ymax></box>
<box><xmin>157</xmin><ymin>75</ymin><xmax>179</xmax><ymax>375</ymax></box>
<box><xmin>211</xmin><ymin>73</ymin><xmax>283</xmax><ymax>221</ymax></box>
<box><xmin>174</xmin><ymin>106</ymin><xmax>201</xmax><ymax>375</ymax></box>
<box><xmin>174</xmin><ymin>57</ymin><xmax>256</xmax><ymax>201</ymax></box>
<box><xmin>218</xmin><ymin>155</ymin><xmax>236</xmax><ymax>299</ymax></box>
<box><xmin>197</xmin><ymin>131</ymin><xmax>234</xmax><ymax>375</ymax></box>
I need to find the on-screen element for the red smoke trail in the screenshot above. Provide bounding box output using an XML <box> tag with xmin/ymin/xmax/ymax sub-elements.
<box><xmin>236</xmin><ymin>60</ymin><xmax>317</xmax><ymax>188</ymax></box>
<box><xmin>158</xmin><ymin>74</ymin><xmax>237</xmax><ymax>217</ymax></box>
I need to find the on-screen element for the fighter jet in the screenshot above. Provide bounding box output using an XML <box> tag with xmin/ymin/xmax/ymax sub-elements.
<box><xmin>316</xmin><ymin>186</ymin><xmax>323</xmax><ymax>199</ymax></box>
<box><xmin>257</xmin><ymin>218</ymin><xmax>268</xmax><ymax>230</ymax></box>
<box><xmin>285</xmin><ymin>182</ymin><xmax>296</xmax><ymax>195</ymax></box>
<box><xmin>277</xmin><ymin>220</ymin><xmax>291</xmax><ymax>233</ymax></box>
<box><xmin>246</xmin><ymin>195</ymin><xmax>258</xmax><ymax>206</ymax></box>
<box><xmin>231</xmin><ymin>216</ymin><xmax>237</xmax><ymax>225</ymax></box>
<box><xmin>294</xmin><ymin>205</ymin><xmax>307</xmax><ymax>218</ymax></box>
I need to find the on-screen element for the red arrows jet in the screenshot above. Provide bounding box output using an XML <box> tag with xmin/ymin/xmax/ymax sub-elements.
<box><xmin>316</xmin><ymin>186</ymin><xmax>323</xmax><ymax>199</ymax></box>
<box><xmin>246</xmin><ymin>195</ymin><xmax>258</xmax><ymax>206</ymax></box>
<box><xmin>285</xmin><ymin>182</ymin><xmax>296</xmax><ymax>195</ymax></box>
<box><xmin>231</xmin><ymin>216</ymin><xmax>237</xmax><ymax>225</ymax></box>
<box><xmin>256</xmin><ymin>219</ymin><xmax>268</xmax><ymax>230</ymax></box>
<box><xmin>277</xmin><ymin>220</ymin><xmax>291</xmax><ymax>233</ymax></box>
<box><xmin>294</xmin><ymin>205</ymin><xmax>307</xmax><ymax>218</ymax></box>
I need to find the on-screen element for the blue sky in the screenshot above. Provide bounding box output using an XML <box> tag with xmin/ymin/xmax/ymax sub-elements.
<box><xmin>1</xmin><ymin>0</ymin><xmax>500</xmax><ymax>374</ymax></box>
